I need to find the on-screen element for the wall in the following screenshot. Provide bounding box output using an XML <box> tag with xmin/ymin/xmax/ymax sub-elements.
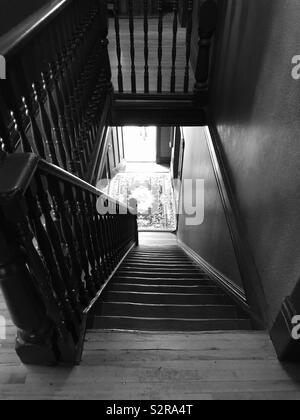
<box><xmin>157</xmin><ymin>127</ymin><xmax>172</xmax><ymax>164</ymax></box>
<box><xmin>177</xmin><ymin>126</ymin><xmax>244</xmax><ymax>290</ymax></box>
<box><xmin>210</xmin><ymin>0</ymin><xmax>300</xmax><ymax>325</ymax></box>
<box><xmin>0</xmin><ymin>0</ymin><xmax>51</xmax><ymax>36</ymax></box>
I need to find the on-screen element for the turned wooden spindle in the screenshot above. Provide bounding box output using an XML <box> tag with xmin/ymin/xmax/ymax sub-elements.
<box><xmin>194</xmin><ymin>0</ymin><xmax>218</xmax><ymax>103</ymax></box>
<box><xmin>184</xmin><ymin>0</ymin><xmax>194</xmax><ymax>93</ymax></box>
<box><xmin>170</xmin><ymin>0</ymin><xmax>179</xmax><ymax>93</ymax></box>
<box><xmin>157</xmin><ymin>0</ymin><xmax>163</xmax><ymax>93</ymax></box>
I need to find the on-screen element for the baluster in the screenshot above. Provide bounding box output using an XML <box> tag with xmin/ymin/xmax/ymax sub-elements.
<box><xmin>184</xmin><ymin>0</ymin><xmax>194</xmax><ymax>93</ymax></box>
<box><xmin>36</xmin><ymin>175</ymin><xmax>83</xmax><ymax>318</ymax></box>
<box><xmin>100</xmin><ymin>202</ymin><xmax>114</xmax><ymax>272</ymax></box>
<box><xmin>32</xmin><ymin>83</ymin><xmax>59</xmax><ymax>166</ymax></box>
<box><xmin>144</xmin><ymin>0</ymin><xmax>149</xmax><ymax>93</ymax></box>
<box><xmin>84</xmin><ymin>191</ymin><xmax>105</xmax><ymax>285</ymax></box>
<box><xmin>41</xmin><ymin>72</ymin><xmax>68</xmax><ymax>170</ymax></box>
<box><xmin>22</xmin><ymin>97</ymin><xmax>47</xmax><ymax>159</ymax></box>
<box><xmin>76</xmin><ymin>187</ymin><xmax>100</xmax><ymax>290</ymax></box>
<box><xmin>157</xmin><ymin>0</ymin><xmax>163</xmax><ymax>93</ymax></box>
<box><xmin>10</xmin><ymin>111</ymin><xmax>33</xmax><ymax>154</ymax></box>
<box><xmin>128</xmin><ymin>0</ymin><xmax>137</xmax><ymax>93</ymax></box>
<box><xmin>93</xmin><ymin>195</ymin><xmax>109</xmax><ymax>279</ymax></box>
<box><xmin>194</xmin><ymin>0</ymin><xmax>218</xmax><ymax>103</ymax></box>
<box><xmin>0</xmin><ymin>96</ymin><xmax>12</xmax><ymax>153</ymax></box>
<box><xmin>47</xmin><ymin>177</ymin><xmax>91</xmax><ymax>304</ymax></box>
<box><xmin>50</xmin><ymin>64</ymin><xmax>74</xmax><ymax>172</ymax></box>
<box><xmin>170</xmin><ymin>0</ymin><xmax>179</xmax><ymax>93</ymax></box>
<box><xmin>65</xmin><ymin>185</ymin><xmax>95</xmax><ymax>300</ymax></box>
<box><xmin>26</xmin><ymin>181</ymin><xmax>80</xmax><ymax>342</ymax></box>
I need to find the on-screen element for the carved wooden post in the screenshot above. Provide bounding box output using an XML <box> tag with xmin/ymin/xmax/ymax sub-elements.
<box><xmin>0</xmin><ymin>154</ymin><xmax>77</xmax><ymax>365</ymax></box>
<box><xmin>271</xmin><ymin>283</ymin><xmax>300</xmax><ymax>362</ymax></box>
<box><xmin>98</xmin><ymin>0</ymin><xmax>113</xmax><ymax>90</ymax></box>
<box><xmin>0</xmin><ymin>233</ymin><xmax>59</xmax><ymax>365</ymax></box>
<box><xmin>129</xmin><ymin>198</ymin><xmax>139</xmax><ymax>246</ymax></box>
<box><xmin>194</xmin><ymin>0</ymin><xmax>217</xmax><ymax>104</ymax></box>
<box><xmin>0</xmin><ymin>155</ymin><xmax>58</xmax><ymax>365</ymax></box>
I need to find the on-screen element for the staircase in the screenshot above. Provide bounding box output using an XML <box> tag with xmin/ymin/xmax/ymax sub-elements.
<box><xmin>93</xmin><ymin>243</ymin><xmax>253</xmax><ymax>332</ymax></box>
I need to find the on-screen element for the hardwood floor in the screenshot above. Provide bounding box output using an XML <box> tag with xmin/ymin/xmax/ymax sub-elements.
<box><xmin>1</xmin><ymin>233</ymin><xmax>300</xmax><ymax>400</ymax></box>
<box><xmin>1</xmin><ymin>317</ymin><xmax>300</xmax><ymax>399</ymax></box>
<box><xmin>108</xmin><ymin>14</ymin><xmax>195</xmax><ymax>93</ymax></box>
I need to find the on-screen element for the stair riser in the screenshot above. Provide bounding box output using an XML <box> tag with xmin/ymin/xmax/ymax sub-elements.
<box><xmin>94</xmin><ymin>317</ymin><xmax>253</xmax><ymax>332</ymax></box>
<box><xmin>100</xmin><ymin>303</ymin><xmax>238</xmax><ymax>319</ymax></box>
<box><xmin>116</xmin><ymin>272</ymin><xmax>207</xmax><ymax>279</ymax></box>
<box><xmin>126</xmin><ymin>258</ymin><xmax>194</xmax><ymax>267</ymax></box>
<box><xmin>103</xmin><ymin>292</ymin><xmax>230</xmax><ymax>305</ymax></box>
<box><xmin>113</xmin><ymin>278</ymin><xmax>214</xmax><ymax>286</ymax></box>
<box><xmin>131</xmin><ymin>253</ymin><xmax>188</xmax><ymax>258</ymax></box>
<box><xmin>109</xmin><ymin>284</ymin><xmax>220</xmax><ymax>294</ymax></box>
<box><xmin>122</xmin><ymin>264</ymin><xmax>198</xmax><ymax>269</ymax></box>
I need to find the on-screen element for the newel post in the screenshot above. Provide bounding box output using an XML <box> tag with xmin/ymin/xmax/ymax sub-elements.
<box><xmin>98</xmin><ymin>0</ymin><xmax>113</xmax><ymax>90</ymax></box>
<box><xmin>194</xmin><ymin>0</ymin><xmax>218</xmax><ymax>105</ymax></box>
<box><xmin>270</xmin><ymin>281</ymin><xmax>300</xmax><ymax>362</ymax></box>
<box><xmin>0</xmin><ymin>154</ymin><xmax>59</xmax><ymax>365</ymax></box>
<box><xmin>129</xmin><ymin>198</ymin><xmax>139</xmax><ymax>246</ymax></box>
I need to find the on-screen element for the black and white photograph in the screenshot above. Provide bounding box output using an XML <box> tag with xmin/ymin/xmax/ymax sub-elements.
<box><xmin>0</xmin><ymin>0</ymin><xmax>300</xmax><ymax>403</ymax></box>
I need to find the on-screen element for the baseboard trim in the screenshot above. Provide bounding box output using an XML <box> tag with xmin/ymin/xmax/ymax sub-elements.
<box><xmin>205</xmin><ymin>125</ymin><xmax>268</xmax><ymax>327</ymax></box>
<box><xmin>75</xmin><ymin>240</ymin><xmax>136</xmax><ymax>364</ymax></box>
<box><xmin>179</xmin><ymin>239</ymin><xmax>266</xmax><ymax>330</ymax></box>
<box><xmin>270</xmin><ymin>297</ymin><xmax>300</xmax><ymax>362</ymax></box>
<box><xmin>178</xmin><ymin>239</ymin><xmax>247</xmax><ymax>301</ymax></box>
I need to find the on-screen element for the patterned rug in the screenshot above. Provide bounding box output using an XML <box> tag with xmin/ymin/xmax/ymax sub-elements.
<box><xmin>108</xmin><ymin>173</ymin><xmax>177</xmax><ymax>231</ymax></box>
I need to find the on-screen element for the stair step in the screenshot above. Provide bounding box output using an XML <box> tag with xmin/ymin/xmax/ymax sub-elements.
<box><xmin>116</xmin><ymin>271</ymin><xmax>206</xmax><ymax>279</ymax></box>
<box><xmin>131</xmin><ymin>252</ymin><xmax>187</xmax><ymax>257</ymax></box>
<box><xmin>113</xmin><ymin>277</ymin><xmax>214</xmax><ymax>286</ymax></box>
<box><xmin>99</xmin><ymin>302</ymin><xmax>238</xmax><ymax>319</ymax></box>
<box><xmin>93</xmin><ymin>316</ymin><xmax>253</xmax><ymax>332</ymax></box>
<box><xmin>122</xmin><ymin>263</ymin><xmax>198</xmax><ymax>269</ymax></box>
<box><xmin>126</xmin><ymin>257</ymin><xmax>191</xmax><ymax>264</ymax></box>
<box><xmin>109</xmin><ymin>283</ymin><xmax>220</xmax><ymax>294</ymax></box>
<box><xmin>120</xmin><ymin>266</ymin><xmax>201</xmax><ymax>273</ymax></box>
<box><xmin>103</xmin><ymin>291</ymin><xmax>231</xmax><ymax>305</ymax></box>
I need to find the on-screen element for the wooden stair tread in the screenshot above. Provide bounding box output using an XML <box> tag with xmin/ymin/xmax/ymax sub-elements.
<box><xmin>93</xmin><ymin>316</ymin><xmax>253</xmax><ymax>332</ymax></box>
<box><xmin>93</xmin><ymin>242</ymin><xmax>252</xmax><ymax>332</ymax></box>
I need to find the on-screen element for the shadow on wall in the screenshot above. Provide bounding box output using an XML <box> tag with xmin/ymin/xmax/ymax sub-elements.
<box><xmin>210</xmin><ymin>0</ymin><xmax>300</xmax><ymax>326</ymax></box>
<box><xmin>0</xmin><ymin>0</ymin><xmax>51</xmax><ymax>36</ymax></box>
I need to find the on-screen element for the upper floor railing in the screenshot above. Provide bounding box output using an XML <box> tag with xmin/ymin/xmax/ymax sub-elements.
<box><xmin>0</xmin><ymin>152</ymin><xmax>138</xmax><ymax>365</ymax></box>
<box><xmin>0</xmin><ymin>0</ymin><xmax>112</xmax><ymax>181</ymax></box>
<box><xmin>109</xmin><ymin>0</ymin><xmax>218</xmax><ymax>98</ymax></box>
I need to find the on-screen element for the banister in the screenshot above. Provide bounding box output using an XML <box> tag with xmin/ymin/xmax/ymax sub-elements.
<box><xmin>0</xmin><ymin>152</ymin><xmax>138</xmax><ymax>365</ymax></box>
<box><xmin>38</xmin><ymin>158</ymin><xmax>134</xmax><ymax>214</ymax></box>
<box><xmin>0</xmin><ymin>153</ymin><xmax>133</xmax><ymax>213</ymax></box>
<box><xmin>0</xmin><ymin>0</ymin><xmax>71</xmax><ymax>57</ymax></box>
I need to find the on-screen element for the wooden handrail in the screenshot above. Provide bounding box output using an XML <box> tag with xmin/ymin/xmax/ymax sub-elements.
<box><xmin>38</xmin><ymin>158</ymin><xmax>135</xmax><ymax>214</ymax></box>
<box><xmin>0</xmin><ymin>0</ymin><xmax>71</xmax><ymax>57</ymax></box>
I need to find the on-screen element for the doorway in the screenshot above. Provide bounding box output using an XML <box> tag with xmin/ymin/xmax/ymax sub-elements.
<box><xmin>123</xmin><ymin>126</ymin><xmax>157</xmax><ymax>163</ymax></box>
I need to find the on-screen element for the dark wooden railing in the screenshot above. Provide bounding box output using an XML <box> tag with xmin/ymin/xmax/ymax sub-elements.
<box><xmin>0</xmin><ymin>153</ymin><xmax>138</xmax><ymax>365</ymax></box>
<box><xmin>111</xmin><ymin>0</ymin><xmax>218</xmax><ymax>98</ymax></box>
<box><xmin>0</xmin><ymin>0</ymin><xmax>112</xmax><ymax>180</ymax></box>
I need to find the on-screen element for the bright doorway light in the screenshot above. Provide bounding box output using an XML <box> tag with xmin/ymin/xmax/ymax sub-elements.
<box><xmin>123</xmin><ymin>126</ymin><xmax>157</xmax><ymax>162</ymax></box>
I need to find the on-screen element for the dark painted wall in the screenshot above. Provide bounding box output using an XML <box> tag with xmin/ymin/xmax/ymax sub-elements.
<box><xmin>157</xmin><ymin>127</ymin><xmax>172</xmax><ymax>164</ymax></box>
<box><xmin>210</xmin><ymin>0</ymin><xmax>300</xmax><ymax>325</ymax></box>
<box><xmin>178</xmin><ymin>126</ymin><xmax>244</xmax><ymax>290</ymax></box>
<box><xmin>0</xmin><ymin>0</ymin><xmax>51</xmax><ymax>36</ymax></box>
